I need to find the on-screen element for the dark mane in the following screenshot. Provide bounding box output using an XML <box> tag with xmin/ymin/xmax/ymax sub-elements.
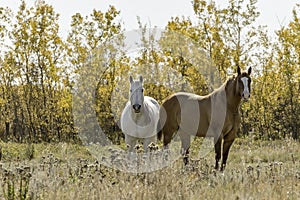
<box><xmin>241</xmin><ymin>72</ymin><xmax>249</xmax><ymax>77</ymax></box>
<box><xmin>225</xmin><ymin>75</ymin><xmax>236</xmax><ymax>91</ymax></box>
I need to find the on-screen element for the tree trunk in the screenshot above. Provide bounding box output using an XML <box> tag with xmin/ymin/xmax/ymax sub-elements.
<box><xmin>5</xmin><ymin>121</ymin><xmax>9</xmax><ymax>140</ymax></box>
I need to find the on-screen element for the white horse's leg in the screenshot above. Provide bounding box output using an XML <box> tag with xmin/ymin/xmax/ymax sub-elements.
<box><xmin>143</xmin><ymin>135</ymin><xmax>157</xmax><ymax>152</ymax></box>
<box><xmin>125</xmin><ymin>134</ymin><xmax>138</xmax><ymax>167</ymax></box>
<box><xmin>125</xmin><ymin>134</ymin><xmax>136</xmax><ymax>152</ymax></box>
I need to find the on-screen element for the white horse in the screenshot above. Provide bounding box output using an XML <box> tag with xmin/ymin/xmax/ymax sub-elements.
<box><xmin>120</xmin><ymin>75</ymin><xmax>160</xmax><ymax>152</ymax></box>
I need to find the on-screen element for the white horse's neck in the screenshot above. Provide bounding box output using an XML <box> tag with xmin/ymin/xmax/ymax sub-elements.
<box><xmin>131</xmin><ymin>103</ymin><xmax>151</xmax><ymax>126</ymax></box>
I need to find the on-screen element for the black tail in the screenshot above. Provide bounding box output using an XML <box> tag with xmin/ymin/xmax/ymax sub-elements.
<box><xmin>157</xmin><ymin>120</ymin><xmax>163</xmax><ymax>141</ymax></box>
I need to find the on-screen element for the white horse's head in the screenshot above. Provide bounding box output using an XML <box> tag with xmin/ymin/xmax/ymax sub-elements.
<box><xmin>129</xmin><ymin>75</ymin><xmax>144</xmax><ymax>113</ymax></box>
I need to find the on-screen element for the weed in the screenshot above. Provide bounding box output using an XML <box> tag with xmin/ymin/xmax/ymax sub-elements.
<box><xmin>0</xmin><ymin>138</ymin><xmax>299</xmax><ymax>199</ymax></box>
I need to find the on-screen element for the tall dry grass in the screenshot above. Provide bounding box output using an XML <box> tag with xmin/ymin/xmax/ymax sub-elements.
<box><xmin>0</xmin><ymin>138</ymin><xmax>299</xmax><ymax>199</ymax></box>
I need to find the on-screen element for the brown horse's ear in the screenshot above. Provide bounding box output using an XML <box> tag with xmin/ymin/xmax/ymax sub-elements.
<box><xmin>248</xmin><ymin>67</ymin><xmax>252</xmax><ymax>75</ymax></box>
<box><xmin>237</xmin><ymin>66</ymin><xmax>241</xmax><ymax>75</ymax></box>
<box><xmin>129</xmin><ymin>75</ymin><xmax>133</xmax><ymax>84</ymax></box>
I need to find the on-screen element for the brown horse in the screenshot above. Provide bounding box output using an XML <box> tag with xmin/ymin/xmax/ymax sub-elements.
<box><xmin>158</xmin><ymin>66</ymin><xmax>252</xmax><ymax>171</ymax></box>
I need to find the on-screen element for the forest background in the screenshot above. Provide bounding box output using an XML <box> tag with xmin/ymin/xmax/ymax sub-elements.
<box><xmin>0</xmin><ymin>0</ymin><xmax>299</xmax><ymax>144</ymax></box>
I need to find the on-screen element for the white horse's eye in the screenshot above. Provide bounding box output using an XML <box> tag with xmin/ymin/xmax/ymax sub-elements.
<box><xmin>141</xmin><ymin>89</ymin><xmax>144</xmax><ymax>92</ymax></box>
<box><xmin>130</xmin><ymin>89</ymin><xmax>132</xmax><ymax>92</ymax></box>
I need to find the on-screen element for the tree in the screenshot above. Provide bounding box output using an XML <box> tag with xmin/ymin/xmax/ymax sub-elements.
<box><xmin>2</xmin><ymin>0</ymin><xmax>71</xmax><ymax>142</ymax></box>
<box><xmin>0</xmin><ymin>7</ymin><xmax>13</xmax><ymax>140</ymax></box>
<box><xmin>274</xmin><ymin>4</ymin><xmax>300</xmax><ymax>139</ymax></box>
<box><xmin>67</xmin><ymin>6</ymin><xmax>125</xmax><ymax>144</ymax></box>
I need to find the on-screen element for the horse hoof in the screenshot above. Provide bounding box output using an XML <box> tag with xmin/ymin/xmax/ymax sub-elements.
<box><xmin>183</xmin><ymin>156</ymin><xmax>189</xmax><ymax>165</ymax></box>
<box><xmin>221</xmin><ymin>163</ymin><xmax>226</xmax><ymax>170</ymax></box>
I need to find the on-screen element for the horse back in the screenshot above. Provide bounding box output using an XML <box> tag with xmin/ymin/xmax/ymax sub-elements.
<box><xmin>160</xmin><ymin>92</ymin><xmax>214</xmax><ymax>138</ymax></box>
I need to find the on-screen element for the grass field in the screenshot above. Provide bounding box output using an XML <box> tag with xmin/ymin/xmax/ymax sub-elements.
<box><xmin>0</xmin><ymin>137</ymin><xmax>299</xmax><ymax>199</ymax></box>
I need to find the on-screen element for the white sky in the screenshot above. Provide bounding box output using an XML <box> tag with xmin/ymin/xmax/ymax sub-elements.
<box><xmin>0</xmin><ymin>0</ymin><xmax>299</xmax><ymax>38</ymax></box>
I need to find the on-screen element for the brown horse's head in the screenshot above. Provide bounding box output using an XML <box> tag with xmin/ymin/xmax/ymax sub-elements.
<box><xmin>235</xmin><ymin>66</ymin><xmax>252</xmax><ymax>101</ymax></box>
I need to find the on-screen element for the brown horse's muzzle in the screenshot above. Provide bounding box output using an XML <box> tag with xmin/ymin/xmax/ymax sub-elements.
<box><xmin>242</xmin><ymin>93</ymin><xmax>250</xmax><ymax>101</ymax></box>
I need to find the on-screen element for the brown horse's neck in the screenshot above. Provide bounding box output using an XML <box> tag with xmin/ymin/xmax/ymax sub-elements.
<box><xmin>225</xmin><ymin>76</ymin><xmax>242</xmax><ymax>114</ymax></box>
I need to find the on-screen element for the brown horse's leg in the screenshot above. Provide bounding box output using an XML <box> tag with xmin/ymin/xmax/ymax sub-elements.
<box><xmin>214</xmin><ymin>137</ymin><xmax>222</xmax><ymax>170</ymax></box>
<box><xmin>163</xmin><ymin>131</ymin><xmax>172</xmax><ymax>147</ymax></box>
<box><xmin>221</xmin><ymin>138</ymin><xmax>235</xmax><ymax>171</ymax></box>
<box><xmin>178</xmin><ymin>130</ymin><xmax>190</xmax><ymax>165</ymax></box>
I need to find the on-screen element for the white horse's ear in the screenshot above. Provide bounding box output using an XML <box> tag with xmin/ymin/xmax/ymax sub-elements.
<box><xmin>237</xmin><ymin>66</ymin><xmax>241</xmax><ymax>75</ymax></box>
<box><xmin>129</xmin><ymin>76</ymin><xmax>133</xmax><ymax>83</ymax></box>
<box><xmin>248</xmin><ymin>67</ymin><xmax>252</xmax><ymax>75</ymax></box>
<box><xmin>139</xmin><ymin>75</ymin><xmax>143</xmax><ymax>83</ymax></box>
